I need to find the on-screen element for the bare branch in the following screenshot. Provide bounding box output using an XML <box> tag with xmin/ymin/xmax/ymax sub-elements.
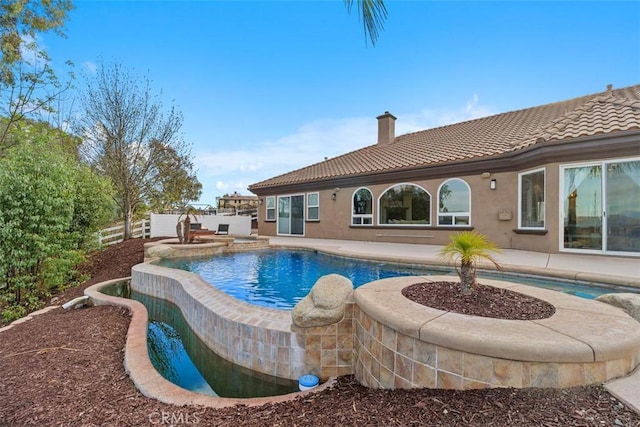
<box><xmin>75</xmin><ymin>61</ymin><xmax>200</xmax><ymax>238</ymax></box>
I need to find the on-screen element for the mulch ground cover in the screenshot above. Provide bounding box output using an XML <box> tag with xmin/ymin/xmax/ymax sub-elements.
<box><xmin>1</xmin><ymin>238</ymin><xmax>639</xmax><ymax>426</ymax></box>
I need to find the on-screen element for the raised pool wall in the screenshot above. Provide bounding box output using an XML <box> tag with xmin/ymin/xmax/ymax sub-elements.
<box><xmin>132</xmin><ymin>263</ymin><xmax>354</xmax><ymax>381</ymax></box>
<box><xmin>144</xmin><ymin>236</ymin><xmax>271</xmax><ymax>258</ymax></box>
<box><xmin>134</xmin><ymin>241</ymin><xmax>640</xmax><ymax>390</ymax></box>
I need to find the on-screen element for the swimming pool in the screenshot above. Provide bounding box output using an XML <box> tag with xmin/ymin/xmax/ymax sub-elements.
<box><xmin>155</xmin><ymin>249</ymin><xmax>639</xmax><ymax>309</ymax></box>
<box><xmin>100</xmin><ymin>280</ymin><xmax>299</xmax><ymax>398</ymax></box>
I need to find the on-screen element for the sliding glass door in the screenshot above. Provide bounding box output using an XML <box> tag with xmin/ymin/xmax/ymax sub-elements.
<box><xmin>562</xmin><ymin>159</ymin><xmax>640</xmax><ymax>253</ymax></box>
<box><xmin>606</xmin><ymin>160</ymin><xmax>640</xmax><ymax>252</ymax></box>
<box><xmin>277</xmin><ymin>195</ymin><xmax>304</xmax><ymax>236</ymax></box>
<box><xmin>563</xmin><ymin>165</ymin><xmax>602</xmax><ymax>250</ymax></box>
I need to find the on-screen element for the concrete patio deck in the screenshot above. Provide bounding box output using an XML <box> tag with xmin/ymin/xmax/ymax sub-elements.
<box><xmin>268</xmin><ymin>237</ymin><xmax>640</xmax><ymax>288</ymax></box>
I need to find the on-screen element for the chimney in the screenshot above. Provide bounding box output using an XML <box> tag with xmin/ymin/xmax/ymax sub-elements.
<box><xmin>376</xmin><ymin>111</ymin><xmax>396</xmax><ymax>145</ymax></box>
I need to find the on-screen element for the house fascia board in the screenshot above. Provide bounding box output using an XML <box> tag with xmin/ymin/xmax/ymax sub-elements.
<box><xmin>250</xmin><ymin>130</ymin><xmax>640</xmax><ymax>196</ymax></box>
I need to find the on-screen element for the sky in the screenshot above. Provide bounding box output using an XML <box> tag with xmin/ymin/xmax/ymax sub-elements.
<box><xmin>42</xmin><ymin>0</ymin><xmax>640</xmax><ymax>205</ymax></box>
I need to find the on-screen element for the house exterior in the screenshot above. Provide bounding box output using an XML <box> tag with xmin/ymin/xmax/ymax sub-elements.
<box><xmin>216</xmin><ymin>191</ymin><xmax>260</xmax><ymax>214</ymax></box>
<box><xmin>248</xmin><ymin>84</ymin><xmax>640</xmax><ymax>256</ymax></box>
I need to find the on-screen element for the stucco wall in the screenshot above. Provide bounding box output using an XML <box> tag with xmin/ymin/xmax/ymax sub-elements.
<box><xmin>256</xmin><ymin>153</ymin><xmax>639</xmax><ymax>256</ymax></box>
<box><xmin>257</xmin><ymin>168</ymin><xmax>559</xmax><ymax>253</ymax></box>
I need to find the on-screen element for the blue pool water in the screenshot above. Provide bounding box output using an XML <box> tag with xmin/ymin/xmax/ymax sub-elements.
<box><xmin>100</xmin><ymin>281</ymin><xmax>298</xmax><ymax>398</ymax></box>
<box><xmin>155</xmin><ymin>249</ymin><xmax>638</xmax><ymax>309</ymax></box>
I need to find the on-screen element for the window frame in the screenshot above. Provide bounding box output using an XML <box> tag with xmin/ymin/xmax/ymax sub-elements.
<box><xmin>265</xmin><ymin>196</ymin><xmax>276</xmax><ymax>221</ymax></box>
<box><xmin>351</xmin><ymin>187</ymin><xmax>374</xmax><ymax>226</ymax></box>
<box><xmin>377</xmin><ymin>183</ymin><xmax>431</xmax><ymax>226</ymax></box>
<box><xmin>437</xmin><ymin>178</ymin><xmax>471</xmax><ymax>227</ymax></box>
<box><xmin>559</xmin><ymin>157</ymin><xmax>640</xmax><ymax>255</ymax></box>
<box><xmin>306</xmin><ymin>192</ymin><xmax>319</xmax><ymax>221</ymax></box>
<box><xmin>518</xmin><ymin>168</ymin><xmax>546</xmax><ymax>230</ymax></box>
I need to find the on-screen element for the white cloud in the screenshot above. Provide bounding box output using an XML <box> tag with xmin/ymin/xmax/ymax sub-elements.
<box><xmin>194</xmin><ymin>116</ymin><xmax>376</xmax><ymax>181</ymax></box>
<box><xmin>466</xmin><ymin>93</ymin><xmax>479</xmax><ymax>112</ymax></box>
<box><xmin>396</xmin><ymin>94</ymin><xmax>494</xmax><ymax>135</ymax></box>
<box><xmin>194</xmin><ymin>95</ymin><xmax>495</xmax><ymax>203</ymax></box>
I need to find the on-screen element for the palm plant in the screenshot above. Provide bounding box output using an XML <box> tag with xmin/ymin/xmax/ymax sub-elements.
<box><xmin>439</xmin><ymin>231</ymin><xmax>502</xmax><ymax>294</ymax></box>
<box><xmin>176</xmin><ymin>206</ymin><xmax>199</xmax><ymax>244</ymax></box>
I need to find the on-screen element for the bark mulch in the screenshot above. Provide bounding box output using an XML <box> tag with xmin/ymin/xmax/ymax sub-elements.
<box><xmin>1</xmin><ymin>238</ymin><xmax>638</xmax><ymax>426</ymax></box>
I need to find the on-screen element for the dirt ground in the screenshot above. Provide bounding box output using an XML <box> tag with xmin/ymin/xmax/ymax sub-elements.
<box><xmin>0</xmin><ymin>238</ymin><xmax>639</xmax><ymax>426</ymax></box>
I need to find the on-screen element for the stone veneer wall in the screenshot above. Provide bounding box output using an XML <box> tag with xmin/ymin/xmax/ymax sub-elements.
<box><xmin>131</xmin><ymin>263</ymin><xmax>355</xmax><ymax>381</ymax></box>
<box><xmin>353</xmin><ymin>303</ymin><xmax>640</xmax><ymax>390</ymax></box>
<box><xmin>291</xmin><ymin>302</ymin><xmax>355</xmax><ymax>379</ymax></box>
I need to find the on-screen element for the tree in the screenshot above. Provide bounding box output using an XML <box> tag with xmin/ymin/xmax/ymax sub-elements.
<box><xmin>71</xmin><ymin>164</ymin><xmax>116</xmax><ymax>249</ymax></box>
<box><xmin>344</xmin><ymin>0</ymin><xmax>388</xmax><ymax>46</ymax></box>
<box><xmin>0</xmin><ymin>0</ymin><xmax>74</xmax><ymax>152</ymax></box>
<box><xmin>146</xmin><ymin>140</ymin><xmax>202</xmax><ymax>213</ymax></box>
<box><xmin>439</xmin><ymin>231</ymin><xmax>502</xmax><ymax>294</ymax></box>
<box><xmin>76</xmin><ymin>62</ymin><xmax>197</xmax><ymax>239</ymax></box>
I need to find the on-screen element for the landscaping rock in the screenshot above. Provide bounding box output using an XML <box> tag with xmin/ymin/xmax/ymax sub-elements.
<box><xmin>596</xmin><ymin>293</ymin><xmax>640</xmax><ymax>323</ymax></box>
<box><xmin>292</xmin><ymin>274</ymin><xmax>353</xmax><ymax>327</ymax></box>
<box><xmin>147</xmin><ymin>245</ymin><xmax>174</xmax><ymax>259</ymax></box>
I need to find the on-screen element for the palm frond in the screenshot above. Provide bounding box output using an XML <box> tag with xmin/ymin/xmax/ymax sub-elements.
<box><xmin>344</xmin><ymin>0</ymin><xmax>388</xmax><ymax>46</ymax></box>
<box><xmin>439</xmin><ymin>231</ymin><xmax>503</xmax><ymax>271</ymax></box>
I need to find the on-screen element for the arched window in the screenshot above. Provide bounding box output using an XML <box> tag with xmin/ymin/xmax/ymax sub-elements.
<box><xmin>352</xmin><ymin>187</ymin><xmax>373</xmax><ymax>225</ymax></box>
<box><xmin>438</xmin><ymin>179</ymin><xmax>470</xmax><ymax>226</ymax></box>
<box><xmin>378</xmin><ymin>184</ymin><xmax>431</xmax><ymax>225</ymax></box>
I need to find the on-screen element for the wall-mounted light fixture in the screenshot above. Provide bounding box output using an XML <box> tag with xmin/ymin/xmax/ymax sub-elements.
<box><xmin>331</xmin><ymin>187</ymin><xmax>340</xmax><ymax>201</ymax></box>
<box><xmin>258</xmin><ymin>198</ymin><xmax>263</xmax><ymax>205</ymax></box>
<box><xmin>490</xmin><ymin>179</ymin><xmax>497</xmax><ymax>190</ymax></box>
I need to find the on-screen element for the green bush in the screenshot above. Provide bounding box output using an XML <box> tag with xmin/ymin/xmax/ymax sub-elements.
<box><xmin>0</xmin><ymin>130</ymin><xmax>114</xmax><ymax>325</ymax></box>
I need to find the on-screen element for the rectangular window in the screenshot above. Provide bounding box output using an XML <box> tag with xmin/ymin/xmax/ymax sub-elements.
<box><xmin>352</xmin><ymin>216</ymin><xmax>373</xmax><ymax>225</ymax></box>
<box><xmin>265</xmin><ymin>196</ymin><xmax>276</xmax><ymax>221</ymax></box>
<box><xmin>519</xmin><ymin>168</ymin><xmax>545</xmax><ymax>229</ymax></box>
<box><xmin>307</xmin><ymin>192</ymin><xmax>319</xmax><ymax>221</ymax></box>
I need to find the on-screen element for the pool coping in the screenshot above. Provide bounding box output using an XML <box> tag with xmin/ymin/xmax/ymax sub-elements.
<box><xmin>84</xmin><ymin>278</ymin><xmax>336</xmax><ymax>409</ymax></box>
<box><xmin>355</xmin><ymin>275</ymin><xmax>640</xmax><ymax>364</ymax></box>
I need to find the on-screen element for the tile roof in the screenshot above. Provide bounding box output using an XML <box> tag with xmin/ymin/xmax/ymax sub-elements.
<box><xmin>249</xmin><ymin>85</ymin><xmax>640</xmax><ymax>191</ymax></box>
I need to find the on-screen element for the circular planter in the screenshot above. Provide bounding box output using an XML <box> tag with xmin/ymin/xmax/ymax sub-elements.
<box><xmin>353</xmin><ymin>275</ymin><xmax>640</xmax><ymax>390</ymax></box>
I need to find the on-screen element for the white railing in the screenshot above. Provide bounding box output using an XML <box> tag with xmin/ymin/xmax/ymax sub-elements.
<box><xmin>97</xmin><ymin>218</ymin><xmax>151</xmax><ymax>246</ymax></box>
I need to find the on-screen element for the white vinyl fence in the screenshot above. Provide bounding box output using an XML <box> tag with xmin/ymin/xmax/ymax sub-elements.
<box><xmin>150</xmin><ymin>213</ymin><xmax>251</xmax><ymax>237</ymax></box>
<box><xmin>97</xmin><ymin>218</ymin><xmax>151</xmax><ymax>246</ymax></box>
